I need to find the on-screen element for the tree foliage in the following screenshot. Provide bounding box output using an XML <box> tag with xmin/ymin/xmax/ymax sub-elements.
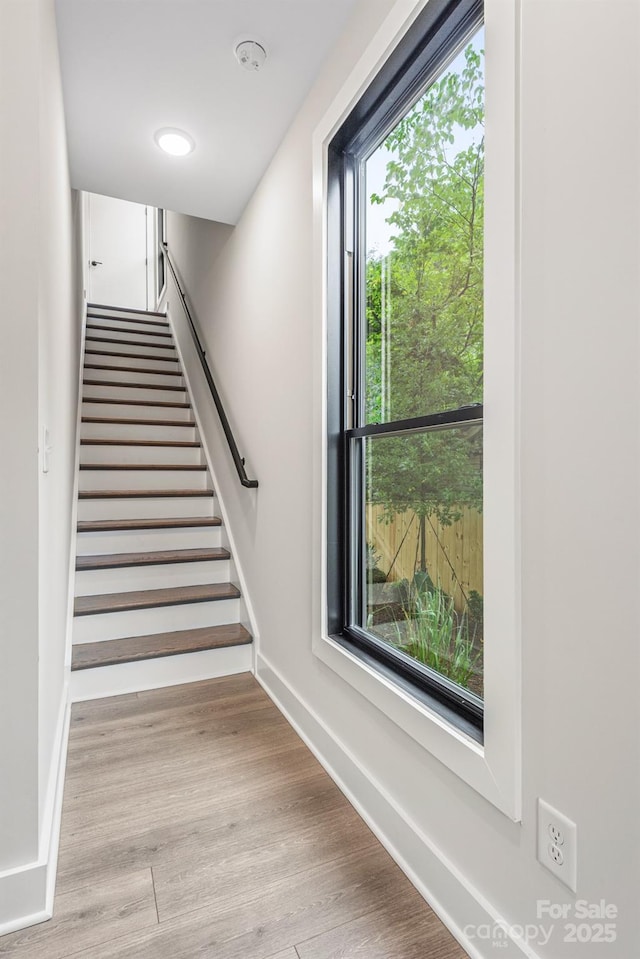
<box><xmin>365</xmin><ymin>42</ymin><xmax>484</xmax><ymax>526</ymax></box>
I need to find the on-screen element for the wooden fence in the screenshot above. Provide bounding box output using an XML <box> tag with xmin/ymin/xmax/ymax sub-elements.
<box><xmin>366</xmin><ymin>504</ymin><xmax>483</xmax><ymax>611</ymax></box>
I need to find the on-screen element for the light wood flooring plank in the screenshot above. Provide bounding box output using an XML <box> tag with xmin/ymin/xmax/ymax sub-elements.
<box><xmin>59</xmin><ymin>745</ymin><xmax>321</xmax><ymax>850</ymax></box>
<box><xmin>68</xmin><ymin>674</ymin><xmax>262</xmax><ymax>728</ymax></box>
<box><xmin>6</xmin><ymin>674</ymin><xmax>468</xmax><ymax>959</ymax></box>
<box><xmin>64</xmin><ymin>682</ymin><xmax>298</xmax><ymax>789</ymax></box>
<box><xmin>0</xmin><ymin>869</ymin><xmax>157</xmax><ymax>959</ymax></box>
<box><xmin>57</xmin><ymin>774</ymin><xmax>341</xmax><ymax>893</ymax></box>
<box><xmin>66</xmin><ymin>683</ymin><xmax>285</xmax><ymax>752</ymax></box>
<box><xmin>64</xmin><ymin>699</ymin><xmax>293</xmax><ymax>782</ymax></box>
<box><xmin>152</xmin><ymin>797</ymin><xmax>377</xmax><ymax>921</ymax></box>
<box><xmin>59</xmin><ymin>846</ymin><xmax>412</xmax><ymax>959</ymax></box>
<box><xmin>295</xmin><ymin>895</ymin><xmax>466</xmax><ymax>959</ymax></box>
<box><xmin>62</xmin><ymin>725</ymin><xmax>311</xmax><ymax>821</ymax></box>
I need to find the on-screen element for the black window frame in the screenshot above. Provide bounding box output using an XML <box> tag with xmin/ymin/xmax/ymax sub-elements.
<box><xmin>326</xmin><ymin>0</ymin><xmax>485</xmax><ymax>738</ymax></box>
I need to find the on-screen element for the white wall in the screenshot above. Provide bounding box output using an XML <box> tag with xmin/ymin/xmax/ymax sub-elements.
<box><xmin>0</xmin><ymin>0</ymin><xmax>80</xmax><ymax>932</ymax></box>
<box><xmin>37</xmin><ymin>0</ymin><xmax>82</xmax><ymax>822</ymax></box>
<box><xmin>165</xmin><ymin>213</ymin><xmax>234</xmax><ymax>304</ymax></box>
<box><xmin>166</xmin><ymin>1</ymin><xmax>639</xmax><ymax>955</ymax></box>
<box><xmin>0</xmin><ymin>0</ymin><xmax>41</xmax><ymax>880</ymax></box>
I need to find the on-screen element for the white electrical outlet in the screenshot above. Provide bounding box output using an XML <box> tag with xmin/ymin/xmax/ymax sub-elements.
<box><xmin>537</xmin><ymin>798</ymin><xmax>577</xmax><ymax>891</ymax></box>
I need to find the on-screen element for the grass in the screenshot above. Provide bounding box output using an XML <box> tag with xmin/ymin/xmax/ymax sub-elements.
<box><xmin>375</xmin><ymin>575</ymin><xmax>481</xmax><ymax>691</ymax></box>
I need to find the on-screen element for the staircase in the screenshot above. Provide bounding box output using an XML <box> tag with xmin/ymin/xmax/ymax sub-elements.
<box><xmin>71</xmin><ymin>303</ymin><xmax>252</xmax><ymax>699</ymax></box>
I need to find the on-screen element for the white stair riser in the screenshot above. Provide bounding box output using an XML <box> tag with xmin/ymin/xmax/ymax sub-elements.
<box><xmin>87</xmin><ymin>314</ymin><xmax>167</xmax><ymax>329</ymax></box>
<box><xmin>77</xmin><ymin>496</ymin><xmax>214</xmax><ymax>522</ymax></box>
<box><xmin>84</xmin><ymin>352</ymin><xmax>179</xmax><ymax>372</ymax></box>
<box><xmin>86</xmin><ymin>317</ymin><xmax>169</xmax><ymax>335</ymax></box>
<box><xmin>81</xmin><ymin>422</ymin><xmax>196</xmax><ymax>442</ymax></box>
<box><xmin>82</xmin><ymin>384</ymin><xmax>186</xmax><ymax>403</ymax></box>
<box><xmin>70</xmin><ymin>645</ymin><xmax>253</xmax><ymax>702</ymax></box>
<box><xmin>80</xmin><ymin>444</ymin><xmax>203</xmax><ymax>466</ymax></box>
<box><xmin>82</xmin><ymin>402</ymin><xmax>192</xmax><ymax>422</ymax></box>
<box><xmin>78</xmin><ymin>468</ymin><xmax>209</xmax><ymax>492</ymax></box>
<box><xmin>83</xmin><ymin>366</ymin><xmax>183</xmax><ymax>388</ymax></box>
<box><xmin>86</xmin><ymin>324</ymin><xmax>173</xmax><ymax>344</ymax></box>
<box><xmin>73</xmin><ymin>597</ymin><xmax>241</xmax><ymax>643</ymax></box>
<box><xmin>74</xmin><ymin>559</ymin><xmax>231</xmax><ymax>596</ymax></box>
<box><xmin>85</xmin><ymin>338</ymin><xmax>176</xmax><ymax>359</ymax></box>
<box><xmin>85</xmin><ymin>341</ymin><xmax>175</xmax><ymax>362</ymax></box>
<box><xmin>76</xmin><ymin>526</ymin><xmax>222</xmax><ymax>554</ymax></box>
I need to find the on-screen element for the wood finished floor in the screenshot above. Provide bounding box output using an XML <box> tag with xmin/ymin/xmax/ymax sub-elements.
<box><xmin>0</xmin><ymin>674</ymin><xmax>468</xmax><ymax>959</ymax></box>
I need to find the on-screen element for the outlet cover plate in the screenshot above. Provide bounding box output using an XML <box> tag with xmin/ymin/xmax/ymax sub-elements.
<box><xmin>537</xmin><ymin>798</ymin><xmax>577</xmax><ymax>891</ymax></box>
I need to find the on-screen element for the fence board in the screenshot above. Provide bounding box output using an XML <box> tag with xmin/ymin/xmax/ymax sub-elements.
<box><xmin>366</xmin><ymin>505</ymin><xmax>483</xmax><ymax>612</ymax></box>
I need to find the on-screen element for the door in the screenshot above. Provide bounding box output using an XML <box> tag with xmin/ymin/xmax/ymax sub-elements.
<box><xmin>88</xmin><ymin>193</ymin><xmax>149</xmax><ymax>309</ymax></box>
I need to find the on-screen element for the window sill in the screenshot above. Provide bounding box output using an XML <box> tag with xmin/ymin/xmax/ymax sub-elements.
<box><xmin>313</xmin><ymin>630</ymin><xmax>518</xmax><ymax>819</ymax></box>
<box><xmin>333</xmin><ymin>631</ymin><xmax>483</xmax><ymax>744</ymax></box>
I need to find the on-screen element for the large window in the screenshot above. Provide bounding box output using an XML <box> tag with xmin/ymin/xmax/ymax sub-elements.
<box><xmin>328</xmin><ymin>0</ymin><xmax>484</xmax><ymax>734</ymax></box>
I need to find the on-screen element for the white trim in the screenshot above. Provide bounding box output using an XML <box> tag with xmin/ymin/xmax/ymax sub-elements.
<box><xmin>163</xmin><ymin>292</ymin><xmax>261</xmax><ymax>672</ymax></box>
<box><xmin>144</xmin><ymin>205</ymin><xmax>155</xmax><ymax>312</ymax></box>
<box><xmin>0</xmin><ymin>865</ymin><xmax>48</xmax><ymax>938</ymax></box>
<box><xmin>156</xmin><ymin>209</ymin><xmax>168</xmax><ymax>310</ymax></box>
<box><xmin>70</xmin><ymin>643</ymin><xmax>253</xmax><ymax>702</ymax></box>
<box><xmin>256</xmin><ymin>652</ymin><xmax>534</xmax><ymax>959</ymax></box>
<box><xmin>81</xmin><ymin>191</ymin><xmax>91</xmax><ymax>304</ymax></box>
<box><xmin>44</xmin><ymin>697</ymin><xmax>71</xmax><ymax>915</ymax></box>
<box><xmin>64</xmin><ymin>294</ymin><xmax>88</xmax><ymax>675</ymax></box>
<box><xmin>0</xmin><ymin>698</ymin><xmax>70</xmax><ymax>936</ymax></box>
<box><xmin>311</xmin><ymin>0</ymin><xmax>522</xmax><ymax>820</ymax></box>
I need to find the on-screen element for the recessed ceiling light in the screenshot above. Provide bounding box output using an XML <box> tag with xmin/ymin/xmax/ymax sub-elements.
<box><xmin>154</xmin><ymin>128</ymin><xmax>195</xmax><ymax>157</ymax></box>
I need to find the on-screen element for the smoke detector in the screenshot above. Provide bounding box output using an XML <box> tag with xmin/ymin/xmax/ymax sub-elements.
<box><xmin>235</xmin><ymin>40</ymin><xmax>267</xmax><ymax>72</ymax></box>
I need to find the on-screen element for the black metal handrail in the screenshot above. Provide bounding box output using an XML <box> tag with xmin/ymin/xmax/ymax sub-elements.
<box><xmin>160</xmin><ymin>241</ymin><xmax>258</xmax><ymax>488</ymax></box>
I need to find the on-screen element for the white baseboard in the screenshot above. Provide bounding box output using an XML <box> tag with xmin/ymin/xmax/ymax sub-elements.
<box><xmin>44</xmin><ymin>696</ymin><xmax>71</xmax><ymax>915</ymax></box>
<box><xmin>0</xmin><ymin>695</ymin><xmax>70</xmax><ymax>938</ymax></box>
<box><xmin>256</xmin><ymin>652</ymin><xmax>534</xmax><ymax>959</ymax></box>
<box><xmin>0</xmin><ymin>863</ymin><xmax>48</xmax><ymax>937</ymax></box>
<box><xmin>70</xmin><ymin>643</ymin><xmax>253</xmax><ymax>702</ymax></box>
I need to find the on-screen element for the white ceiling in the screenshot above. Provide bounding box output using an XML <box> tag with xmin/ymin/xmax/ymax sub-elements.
<box><xmin>55</xmin><ymin>0</ymin><xmax>359</xmax><ymax>224</ymax></box>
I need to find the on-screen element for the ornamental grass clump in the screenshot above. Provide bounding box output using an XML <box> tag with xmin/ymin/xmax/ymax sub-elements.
<box><xmin>391</xmin><ymin>574</ymin><xmax>480</xmax><ymax>690</ymax></box>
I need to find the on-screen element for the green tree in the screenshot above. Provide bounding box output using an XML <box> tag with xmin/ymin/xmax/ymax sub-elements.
<box><xmin>365</xmin><ymin>41</ymin><xmax>484</xmax><ymax>541</ymax></box>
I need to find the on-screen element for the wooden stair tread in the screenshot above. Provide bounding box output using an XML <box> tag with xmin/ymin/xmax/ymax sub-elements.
<box><xmin>78</xmin><ymin>488</ymin><xmax>213</xmax><ymax>499</ymax></box>
<box><xmin>71</xmin><ymin>624</ymin><xmax>251</xmax><ymax>670</ymax></box>
<box><xmin>86</xmin><ymin>323</ymin><xmax>173</xmax><ymax>338</ymax></box>
<box><xmin>77</xmin><ymin>516</ymin><xmax>221</xmax><ymax>532</ymax></box>
<box><xmin>83</xmin><ymin>379</ymin><xmax>184</xmax><ymax>391</ymax></box>
<box><xmin>85</xmin><ymin>336</ymin><xmax>175</xmax><ymax>350</ymax></box>
<box><xmin>74</xmin><ymin>582</ymin><xmax>240</xmax><ymax>616</ymax></box>
<box><xmin>76</xmin><ymin>547</ymin><xmax>230</xmax><ymax>571</ymax></box>
<box><xmin>84</xmin><ymin>363</ymin><xmax>183</xmax><ymax>377</ymax></box>
<box><xmin>85</xmin><ymin>349</ymin><xmax>179</xmax><ymax>363</ymax></box>
<box><xmin>80</xmin><ymin>439</ymin><xmax>201</xmax><ymax>448</ymax></box>
<box><xmin>88</xmin><ymin>303</ymin><xmax>167</xmax><ymax>318</ymax></box>
<box><xmin>82</xmin><ymin>416</ymin><xmax>195</xmax><ymax>426</ymax></box>
<box><xmin>87</xmin><ymin>314</ymin><xmax>169</xmax><ymax>328</ymax></box>
<box><xmin>82</xmin><ymin>398</ymin><xmax>191</xmax><ymax>409</ymax></box>
<box><xmin>79</xmin><ymin>463</ymin><xmax>206</xmax><ymax>471</ymax></box>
